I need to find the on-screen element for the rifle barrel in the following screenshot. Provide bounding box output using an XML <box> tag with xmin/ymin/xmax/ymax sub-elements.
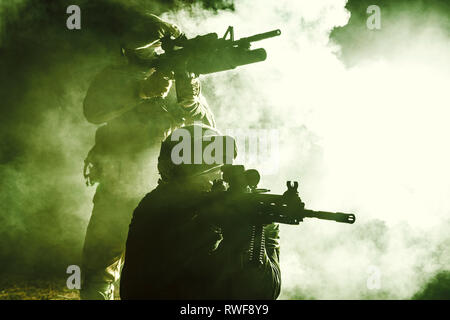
<box><xmin>304</xmin><ymin>210</ymin><xmax>356</xmax><ymax>224</ymax></box>
<box><xmin>237</xmin><ymin>29</ymin><xmax>281</xmax><ymax>44</ymax></box>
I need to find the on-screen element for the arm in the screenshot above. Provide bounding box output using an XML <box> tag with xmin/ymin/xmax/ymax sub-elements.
<box><xmin>237</xmin><ymin>223</ymin><xmax>281</xmax><ymax>300</ymax></box>
<box><xmin>215</xmin><ymin>223</ymin><xmax>281</xmax><ymax>299</ymax></box>
<box><xmin>174</xmin><ymin>71</ymin><xmax>216</xmax><ymax>127</ymax></box>
<box><xmin>83</xmin><ymin>64</ymin><xmax>146</xmax><ymax>124</ymax></box>
<box><xmin>83</xmin><ymin>64</ymin><xmax>215</xmax><ymax>127</ymax></box>
<box><xmin>256</xmin><ymin>223</ymin><xmax>282</xmax><ymax>299</ymax></box>
<box><xmin>83</xmin><ymin>13</ymin><xmax>181</xmax><ymax>125</ymax></box>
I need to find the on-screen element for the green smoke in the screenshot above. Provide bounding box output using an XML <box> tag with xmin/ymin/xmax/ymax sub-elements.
<box><xmin>161</xmin><ymin>0</ymin><xmax>450</xmax><ymax>299</ymax></box>
<box><xmin>1</xmin><ymin>0</ymin><xmax>449</xmax><ymax>300</ymax></box>
<box><xmin>0</xmin><ymin>0</ymin><xmax>235</xmax><ymax>282</ymax></box>
<box><xmin>0</xmin><ymin>0</ymin><xmax>169</xmax><ymax>278</ymax></box>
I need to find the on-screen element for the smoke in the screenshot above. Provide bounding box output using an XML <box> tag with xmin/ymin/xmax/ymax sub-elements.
<box><xmin>160</xmin><ymin>0</ymin><xmax>450</xmax><ymax>298</ymax></box>
<box><xmin>1</xmin><ymin>0</ymin><xmax>449</xmax><ymax>299</ymax></box>
<box><xmin>0</xmin><ymin>0</ymin><xmax>233</xmax><ymax>280</ymax></box>
<box><xmin>0</xmin><ymin>0</ymin><xmax>161</xmax><ymax>277</ymax></box>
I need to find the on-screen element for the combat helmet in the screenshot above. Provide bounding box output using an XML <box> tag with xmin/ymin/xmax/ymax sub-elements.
<box><xmin>157</xmin><ymin>123</ymin><xmax>237</xmax><ymax>182</ymax></box>
<box><xmin>121</xmin><ymin>13</ymin><xmax>182</xmax><ymax>60</ymax></box>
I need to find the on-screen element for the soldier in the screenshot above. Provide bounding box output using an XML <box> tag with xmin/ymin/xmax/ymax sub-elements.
<box><xmin>81</xmin><ymin>14</ymin><xmax>214</xmax><ymax>300</ymax></box>
<box><xmin>120</xmin><ymin>124</ymin><xmax>281</xmax><ymax>299</ymax></box>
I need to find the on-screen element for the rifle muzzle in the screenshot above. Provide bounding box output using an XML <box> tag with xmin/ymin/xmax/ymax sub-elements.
<box><xmin>305</xmin><ymin>210</ymin><xmax>356</xmax><ymax>224</ymax></box>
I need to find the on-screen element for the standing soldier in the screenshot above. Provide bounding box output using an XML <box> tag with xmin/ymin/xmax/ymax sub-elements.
<box><xmin>120</xmin><ymin>124</ymin><xmax>281</xmax><ymax>299</ymax></box>
<box><xmin>81</xmin><ymin>13</ymin><xmax>215</xmax><ymax>300</ymax></box>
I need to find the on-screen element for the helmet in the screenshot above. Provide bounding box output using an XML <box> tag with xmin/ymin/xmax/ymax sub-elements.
<box><xmin>121</xmin><ymin>14</ymin><xmax>182</xmax><ymax>53</ymax></box>
<box><xmin>158</xmin><ymin>124</ymin><xmax>237</xmax><ymax>182</ymax></box>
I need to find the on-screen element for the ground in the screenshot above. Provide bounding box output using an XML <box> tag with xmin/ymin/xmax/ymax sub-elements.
<box><xmin>0</xmin><ymin>275</ymin><xmax>127</xmax><ymax>300</ymax></box>
<box><xmin>0</xmin><ymin>278</ymin><xmax>80</xmax><ymax>300</ymax></box>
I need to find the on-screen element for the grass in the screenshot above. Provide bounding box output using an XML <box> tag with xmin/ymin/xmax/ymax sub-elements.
<box><xmin>0</xmin><ymin>277</ymin><xmax>80</xmax><ymax>300</ymax></box>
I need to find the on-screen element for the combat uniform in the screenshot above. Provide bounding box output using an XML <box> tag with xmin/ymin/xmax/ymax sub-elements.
<box><xmin>81</xmin><ymin>15</ymin><xmax>214</xmax><ymax>299</ymax></box>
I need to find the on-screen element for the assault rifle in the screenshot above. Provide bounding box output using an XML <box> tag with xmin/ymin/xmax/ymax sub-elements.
<box><xmin>209</xmin><ymin>164</ymin><xmax>356</xmax><ymax>225</ymax></box>
<box><xmin>125</xmin><ymin>26</ymin><xmax>281</xmax><ymax>76</ymax></box>
<box><xmin>205</xmin><ymin>165</ymin><xmax>356</xmax><ymax>264</ymax></box>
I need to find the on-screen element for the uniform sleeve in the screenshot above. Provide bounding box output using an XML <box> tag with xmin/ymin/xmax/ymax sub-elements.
<box><xmin>213</xmin><ymin>223</ymin><xmax>281</xmax><ymax>299</ymax></box>
<box><xmin>83</xmin><ymin>64</ymin><xmax>216</xmax><ymax>127</ymax></box>
<box><xmin>236</xmin><ymin>223</ymin><xmax>281</xmax><ymax>300</ymax></box>
<box><xmin>84</xmin><ymin>13</ymin><xmax>181</xmax><ymax>125</ymax></box>
<box><xmin>83</xmin><ymin>64</ymin><xmax>146</xmax><ymax>124</ymax></box>
<box><xmin>259</xmin><ymin>223</ymin><xmax>282</xmax><ymax>299</ymax></box>
<box><xmin>119</xmin><ymin>194</ymin><xmax>151</xmax><ymax>300</ymax></box>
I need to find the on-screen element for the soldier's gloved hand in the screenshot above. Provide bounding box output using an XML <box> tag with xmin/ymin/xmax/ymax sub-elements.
<box><xmin>139</xmin><ymin>68</ymin><xmax>173</xmax><ymax>99</ymax></box>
